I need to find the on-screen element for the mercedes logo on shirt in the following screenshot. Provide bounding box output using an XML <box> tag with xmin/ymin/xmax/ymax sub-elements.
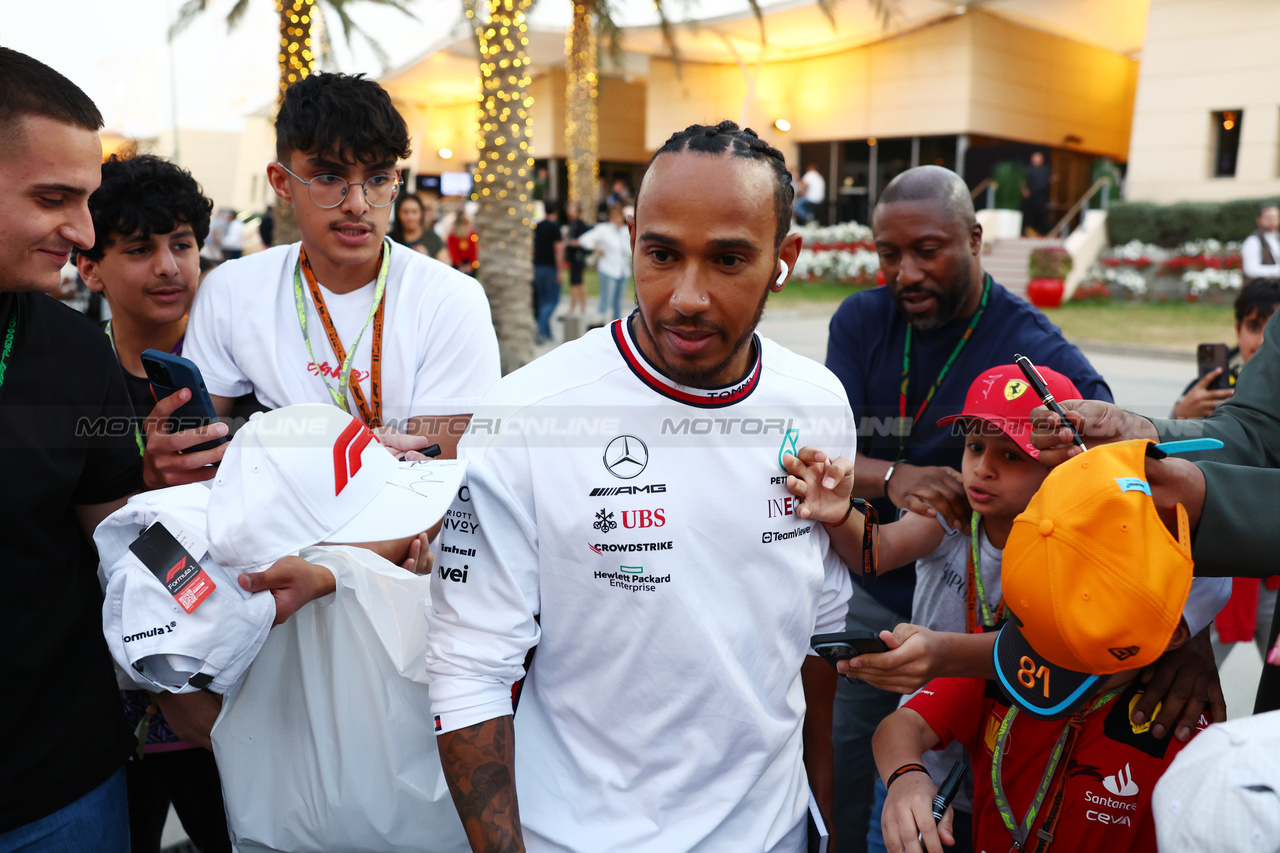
<box><xmin>603</xmin><ymin>435</ymin><xmax>649</xmax><ymax>479</ymax></box>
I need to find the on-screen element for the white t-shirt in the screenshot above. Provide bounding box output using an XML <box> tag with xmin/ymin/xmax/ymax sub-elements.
<box><xmin>801</xmin><ymin>169</ymin><xmax>826</xmax><ymax>204</ymax></box>
<box><xmin>578</xmin><ymin>221</ymin><xmax>632</xmax><ymax>279</ymax></box>
<box><xmin>222</xmin><ymin>218</ymin><xmax>245</xmax><ymax>251</ymax></box>
<box><xmin>1242</xmin><ymin>231</ymin><xmax>1280</xmax><ymax>280</ymax></box>
<box><xmin>185</xmin><ymin>241</ymin><xmax>500</xmax><ymax>427</ymax></box>
<box><xmin>426</xmin><ymin>318</ymin><xmax>857</xmax><ymax>853</ymax></box>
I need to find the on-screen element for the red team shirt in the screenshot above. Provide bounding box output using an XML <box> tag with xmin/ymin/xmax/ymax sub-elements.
<box><xmin>907</xmin><ymin>677</ymin><xmax>1208</xmax><ymax>853</ymax></box>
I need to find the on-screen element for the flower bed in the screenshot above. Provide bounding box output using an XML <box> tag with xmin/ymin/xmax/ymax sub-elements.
<box><xmin>790</xmin><ymin>221</ymin><xmax>880</xmax><ymax>286</ymax></box>
<box><xmin>1075</xmin><ymin>239</ymin><xmax>1242</xmax><ymax>303</ymax></box>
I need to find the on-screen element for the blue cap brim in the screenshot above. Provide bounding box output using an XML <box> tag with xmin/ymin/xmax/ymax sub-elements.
<box><xmin>993</xmin><ymin>615</ymin><xmax>1103</xmax><ymax>720</ymax></box>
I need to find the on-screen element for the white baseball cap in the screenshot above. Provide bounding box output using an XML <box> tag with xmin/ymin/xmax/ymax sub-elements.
<box><xmin>96</xmin><ymin>483</ymin><xmax>276</xmax><ymax>695</ymax></box>
<box><xmin>207</xmin><ymin>404</ymin><xmax>467</xmax><ymax>570</ymax></box>
<box><xmin>1154</xmin><ymin>711</ymin><xmax>1280</xmax><ymax>851</ymax></box>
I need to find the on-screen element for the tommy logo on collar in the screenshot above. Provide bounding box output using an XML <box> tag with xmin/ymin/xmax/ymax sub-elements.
<box><xmin>334</xmin><ymin>417</ymin><xmax>375</xmax><ymax>495</ymax></box>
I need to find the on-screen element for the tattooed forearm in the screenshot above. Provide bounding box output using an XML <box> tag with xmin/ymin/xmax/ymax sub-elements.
<box><xmin>439</xmin><ymin>716</ymin><xmax>525</xmax><ymax>853</ymax></box>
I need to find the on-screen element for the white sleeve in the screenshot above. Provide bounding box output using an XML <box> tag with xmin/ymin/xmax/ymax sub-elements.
<box><xmin>1181</xmin><ymin>576</ymin><xmax>1231</xmax><ymax>636</ymax></box>
<box><xmin>425</xmin><ymin>436</ymin><xmax>541</xmax><ymax>734</ymax></box>
<box><xmin>578</xmin><ymin>226</ymin><xmax>599</xmax><ymax>252</ymax></box>
<box><xmin>409</xmin><ymin>277</ymin><xmax>501</xmax><ymax>417</ymax></box>
<box><xmin>1242</xmin><ymin>235</ymin><xmax>1280</xmax><ymax>280</ymax></box>
<box><xmin>183</xmin><ymin>265</ymin><xmax>254</xmax><ymax>398</ymax></box>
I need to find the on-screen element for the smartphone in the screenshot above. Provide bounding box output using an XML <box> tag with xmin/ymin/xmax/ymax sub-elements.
<box><xmin>1196</xmin><ymin>342</ymin><xmax>1231</xmax><ymax>391</ymax></box>
<box><xmin>810</xmin><ymin>631</ymin><xmax>890</xmax><ymax>669</ymax></box>
<box><xmin>141</xmin><ymin>350</ymin><xmax>227</xmax><ymax>453</ymax></box>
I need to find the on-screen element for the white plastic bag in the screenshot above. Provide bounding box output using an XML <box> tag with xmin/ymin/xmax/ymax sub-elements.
<box><xmin>212</xmin><ymin>545</ymin><xmax>469</xmax><ymax>853</ymax></box>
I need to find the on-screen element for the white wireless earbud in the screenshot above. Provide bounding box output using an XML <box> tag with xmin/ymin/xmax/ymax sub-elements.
<box><xmin>776</xmin><ymin>259</ymin><xmax>789</xmax><ymax>286</ymax></box>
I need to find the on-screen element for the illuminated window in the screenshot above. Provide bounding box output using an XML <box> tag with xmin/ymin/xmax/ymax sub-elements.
<box><xmin>1213</xmin><ymin>110</ymin><xmax>1243</xmax><ymax>178</ymax></box>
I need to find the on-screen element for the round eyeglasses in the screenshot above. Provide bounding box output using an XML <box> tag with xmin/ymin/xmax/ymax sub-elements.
<box><xmin>276</xmin><ymin>162</ymin><xmax>400</xmax><ymax>209</ymax></box>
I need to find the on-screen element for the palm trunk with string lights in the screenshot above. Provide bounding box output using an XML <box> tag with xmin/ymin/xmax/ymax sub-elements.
<box><xmin>271</xmin><ymin>0</ymin><xmax>317</xmax><ymax>246</ymax></box>
<box><xmin>565</xmin><ymin>0</ymin><xmax>599</xmax><ymax>226</ymax></box>
<box><xmin>469</xmin><ymin>0</ymin><xmax>537</xmax><ymax>373</ymax></box>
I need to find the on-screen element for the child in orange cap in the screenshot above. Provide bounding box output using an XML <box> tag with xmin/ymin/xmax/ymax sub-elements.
<box><xmin>870</xmin><ymin>438</ymin><xmax>1208</xmax><ymax>853</ymax></box>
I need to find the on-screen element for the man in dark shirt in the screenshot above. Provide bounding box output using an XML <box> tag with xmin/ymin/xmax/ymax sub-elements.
<box><xmin>533</xmin><ymin>203</ymin><xmax>564</xmax><ymax>343</ymax></box>
<box><xmin>0</xmin><ymin>48</ymin><xmax>227</xmax><ymax>851</ymax></box>
<box><xmin>1021</xmin><ymin>150</ymin><xmax>1053</xmax><ymax>236</ymax></box>
<box><xmin>824</xmin><ymin>164</ymin><xmax>1113</xmax><ymax>852</ymax></box>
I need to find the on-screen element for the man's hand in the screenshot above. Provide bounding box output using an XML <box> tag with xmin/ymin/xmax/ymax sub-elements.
<box><xmin>783</xmin><ymin>447</ymin><xmax>854</xmax><ymax>525</ymax></box>
<box><xmin>881</xmin><ymin>771</ymin><xmax>954</xmax><ymax>853</ymax></box>
<box><xmin>1131</xmin><ymin>627</ymin><xmax>1225</xmax><ymax>741</ymax></box>
<box><xmin>154</xmin><ymin>692</ymin><xmax>223</xmax><ymax>751</ymax></box>
<box><xmin>1029</xmin><ymin>400</ymin><xmax>1158</xmax><ymax>467</ymax></box>
<box><xmin>374</xmin><ymin>424</ymin><xmax>436</xmax><ymax>460</ymax></box>
<box><xmin>1145</xmin><ymin>454</ymin><xmax>1207</xmax><ymax>535</ymax></box>
<box><xmin>143</xmin><ymin>389</ymin><xmax>229</xmax><ymax>489</ymax></box>
<box><xmin>885</xmin><ymin>462</ymin><xmax>969</xmax><ymax>533</ymax></box>
<box><xmin>238</xmin><ymin>556</ymin><xmax>336</xmax><ymax>626</ymax></box>
<box><xmin>1173</xmin><ymin>369</ymin><xmax>1234</xmax><ymax>420</ymax></box>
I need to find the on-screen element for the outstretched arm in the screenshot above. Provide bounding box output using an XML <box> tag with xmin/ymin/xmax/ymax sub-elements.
<box><xmin>873</xmin><ymin>708</ymin><xmax>953</xmax><ymax>853</ymax></box>
<box><xmin>438</xmin><ymin>717</ymin><xmax>525</xmax><ymax>853</ymax></box>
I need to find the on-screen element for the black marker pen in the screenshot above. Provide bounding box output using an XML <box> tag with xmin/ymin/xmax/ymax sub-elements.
<box><xmin>1014</xmin><ymin>353</ymin><xmax>1087</xmax><ymax>450</ymax></box>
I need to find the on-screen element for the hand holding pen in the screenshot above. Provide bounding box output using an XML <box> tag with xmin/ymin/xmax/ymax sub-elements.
<box><xmin>1015</xmin><ymin>353</ymin><xmax>1087</xmax><ymax>451</ymax></box>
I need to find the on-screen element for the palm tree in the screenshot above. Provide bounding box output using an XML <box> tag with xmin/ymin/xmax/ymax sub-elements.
<box><xmin>466</xmin><ymin>0</ymin><xmax>539</xmax><ymax>373</ymax></box>
<box><xmin>562</xmin><ymin>0</ymin><xmax>899</xmax><ymax>224</ymax></box>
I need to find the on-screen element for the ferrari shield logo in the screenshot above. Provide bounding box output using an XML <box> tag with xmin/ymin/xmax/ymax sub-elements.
<box><xmin>778</xmin><ymin>428</ymin><xmax>800</xmax><ymax>471</ymax></box>
<box><xmin>1004</xmin><ymin>379</ymin><xmax>1029</xmax><ymax>401</ymax></box>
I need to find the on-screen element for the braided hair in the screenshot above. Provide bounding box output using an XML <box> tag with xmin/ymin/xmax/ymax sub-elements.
<box><xmin>647</xmin><ymin>121</ymin><xmax>794</xmax><ymax>247</ymax></box>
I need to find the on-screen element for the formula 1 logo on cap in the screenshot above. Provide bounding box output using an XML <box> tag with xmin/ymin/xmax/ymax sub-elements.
<box><xmin>333</xmin><ymin>417</ymin><xmax>375</xmax><ymax>495</ymax></box>
<box><xmin>1004</xmin><ymin>379</ymin><xmax>1029</xmax><ymax>400</ymax></box>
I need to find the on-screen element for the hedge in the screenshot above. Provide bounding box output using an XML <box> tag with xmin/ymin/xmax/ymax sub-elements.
<box><xmin>1106</xmin><ymin>198</ymin><xmax>1275</xmax><ymax>247</ymax></box>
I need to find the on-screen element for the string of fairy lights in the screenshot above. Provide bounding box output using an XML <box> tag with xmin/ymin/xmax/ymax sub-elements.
<box><xmin>565</xmin><ymin>2</ymin><xmax>599</xmax><ymax>222</ymax></box>
<box><xmin>276</xmin><ymin>0</ymin><xmax>316</xmax><ymax>102</ymax></box>
<box><xmin>467</xmin><ymin>0</ymin><xmax>536</xmax><ymax>252</ymax></box>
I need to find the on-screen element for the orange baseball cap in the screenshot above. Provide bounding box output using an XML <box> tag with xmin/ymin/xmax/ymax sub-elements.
<box><xmin>937</xmin><ymin>364</ymin><xmax>1081</xmax><ymax>460</ymax></box>
<box><xmin>993</xmin><ymin>439</ymin><xmax>1194</xmax><ymax>719</ymax></box>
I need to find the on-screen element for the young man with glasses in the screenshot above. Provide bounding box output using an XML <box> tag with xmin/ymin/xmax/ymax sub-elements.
<box><xmin>183</xmin><ymin>72</ymin><xmax>499</xmax><ymax>460</ymax></box>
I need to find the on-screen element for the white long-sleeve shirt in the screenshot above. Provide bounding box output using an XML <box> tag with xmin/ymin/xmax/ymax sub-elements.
<box><xmin>1242</xmin><ymin>231</ymin><xmax>1280</xmax><ymax>280</ymax></box>
<box><xmin>578</xmin><ymin>221</ymin><xmax>632</xmax><ymax>279</ymax></box>
<box><xmin>425</xmin><ymin>317</ymin><xmax>857</xmax><ymax>853</ymax></box>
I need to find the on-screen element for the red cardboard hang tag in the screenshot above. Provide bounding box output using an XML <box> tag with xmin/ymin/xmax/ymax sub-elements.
<box><xmin>129</xmin><ymin>521</ymin><xmax>215</xmax><ymax>614</ymax></box>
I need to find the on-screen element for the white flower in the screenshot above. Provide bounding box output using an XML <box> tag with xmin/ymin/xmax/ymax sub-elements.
<box><xmin>1183</xmin><ymin>267</ymin><xmax>1243</xmax><ymax>294</ymax></box>
<box><xmin>793</xmin><ymin>247</ymin><xmax>879</xmax><ymax>282</ymax></box>
<box><xmin>790</xmin><ymin>221</ymin><xmax>874</xmax><ymax>245</ymax></box>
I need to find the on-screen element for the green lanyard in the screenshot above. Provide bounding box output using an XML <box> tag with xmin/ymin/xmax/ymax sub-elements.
<box><xmin>968</xmin><ymin>511</ymin><xmax>1002</xmax><ymax>632</ymax></box>
<box><xmin>104</xmin><ymin>321</ymin><xmax>149</xmax><ymax>457</ymax></box>
<box><xmin>292</xmin><ymin>239</ymin><xmax>390</xmax><ymax>420</ymax></box>
<box><xmin>990</xmin><ymin>688</ymin><xmax>1122</xmax><ymax>852</ymax></box>
<box><xmin>897</xmin><ymin>274</ymin><xmax>992</xmax><ymax>455</ymax></box>
<box><xmin>0</xmin><ymin>306</ymin><xmax>16</xmax><ymax>391</ymax></box>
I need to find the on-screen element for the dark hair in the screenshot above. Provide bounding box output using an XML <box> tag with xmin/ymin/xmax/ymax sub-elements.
<box><xmin>0</xmin><ymin>48</ymin><xmax>103</xmax><ymax>149</ymax></box>
<box><xmin>276</xmin><ymin>72</ymin><xmax>411</xmax><ymax>166</ymax></box>
<box><xmin>79</xmin><ymin>153</ymin><xmax>213</xmax><ymax>262</ymax></box>
<box><xmin>388</xmin><ymin>194</ymin><xmax>424</xmax><ymax>244</ymax></box>
<box><xmin>1259</xmin><ymin>202</ymin><xmax>1279</xmax><ymax>216</ymax></box>
<box><xmin>646</xmin><ymin>121</ymin><xmax>793</xmax><ymax>247</ymax></box>
<box><xmin>1235</xmin><ymin>278</ymin><xmax>1280</xmax><ymax>324</ymax></box>
<box><xmin>543</xmin><ymin>199</ymin><xmax>560</xmax><ymax>218</ymax></box>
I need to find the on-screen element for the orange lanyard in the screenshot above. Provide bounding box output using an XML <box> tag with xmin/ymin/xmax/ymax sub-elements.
<box><xmin>296</xmin><ymin>244</ymin><xmax>386</xmax><ymax>428</ymax></box>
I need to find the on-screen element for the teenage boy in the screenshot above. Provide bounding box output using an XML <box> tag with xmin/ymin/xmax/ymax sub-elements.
<box><xmin>183</xmin><ymin>72</ymin><xmax>499</xmax><ymax>458</ymax></box>
<box><xmin>76</xmin><ymin>151</ymin><xmax>233</xmax><ymax>853</ymax></box>
<box><xmin>871</xmin><ymin>439</ymin><xmax>1209</xmax><ymax>853</ymax></box>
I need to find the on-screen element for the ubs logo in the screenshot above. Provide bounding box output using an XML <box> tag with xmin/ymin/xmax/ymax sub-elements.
<box><xmin>603</xmin><ymin>435</ymin><xmax>648</xmax><ymax>479</ymax></box>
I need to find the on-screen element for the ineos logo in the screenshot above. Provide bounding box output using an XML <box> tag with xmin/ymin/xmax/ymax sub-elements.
<box><xmin>603</xmin><ymin>435</ymin><xmax>648</xmax><ymax>479</ymax></box>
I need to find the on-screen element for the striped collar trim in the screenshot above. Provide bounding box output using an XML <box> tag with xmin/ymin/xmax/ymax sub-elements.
<box><xmin>611</xmin><ymin>314</ymin><xmax>762</xmax><ymax>408</ymax></box>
